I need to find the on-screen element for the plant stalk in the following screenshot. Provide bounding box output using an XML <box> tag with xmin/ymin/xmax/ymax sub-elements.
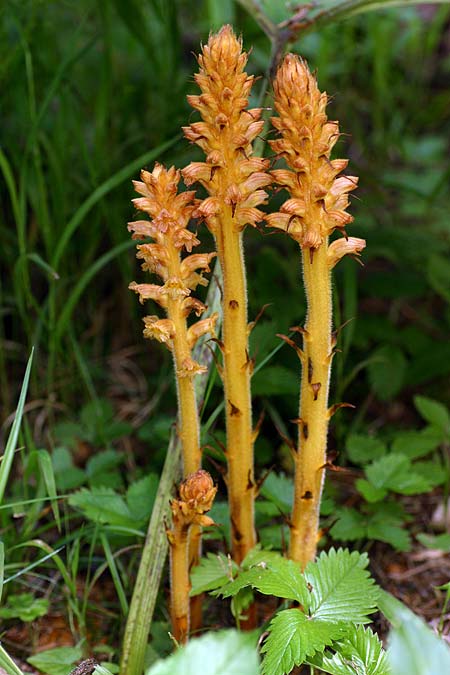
<box><xmin>289</xmin><ymin>242</ymin><xmax>332</xmax><ymax>566</ymax></box>
<box><xmin>215</xmin><ymin>207</ymin><xmax>256</xmax><ymax>565</ymax></box>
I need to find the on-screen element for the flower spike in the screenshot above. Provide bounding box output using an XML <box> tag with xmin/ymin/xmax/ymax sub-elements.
<box><xmin>269</xmin><ymin>55</ymin><xmax>365</xmax><ymax>567</ymax></box>
<box><xmin>182</xmin><ymin>25</ymin><xmax>271</xmax><ymax>565</ymax></box>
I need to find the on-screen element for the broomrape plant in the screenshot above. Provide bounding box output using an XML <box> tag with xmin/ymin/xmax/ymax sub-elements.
<box><xmin>123</xmin><ymin>21</ymin><xmax>441</xmax><ymax>675</ymax></box>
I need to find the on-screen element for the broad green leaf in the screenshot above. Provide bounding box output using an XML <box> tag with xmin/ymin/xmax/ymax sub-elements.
<box><xmin>28</xmin><ymin>646</ymin><xmax>83</xmax><ymax>675</ymax></box>
<box><xmin>356</xmin><ymin>479</ymin><xmax>387</xmax><ymax>503</ymax></box>
<box><xmin>346</xmin><ymin>435</ymin><xmax>387</xmax><ymax>465</ymax></box>
<box><xmin>252</xmin><ymin>365</ymin><xmax>298</xmax><ymax>396</ymax></box>
<box><xmin>365</xmin><ymin>454</ymin><xmax>431</xmax><ymax>494</ymax></box>
<box><xmin>366</xmin><ymin>511</ymin><xmax>411</xmax><ymax>552</ymax></box>
<box><xmin>86</xmin><ymin>449</ymin><xmax>123</xmax><ymax>479</ymax></box>
<box><xmin>416</xmin><ymin>533</ymin><xmax>450</xmax><ymax>552</ymax></box>
<box><xmin>305</xmin><ymin>549</ymin><xmax>378</xmax><ymax>622</ymax></box>
<box><xmin>261</xmin><ymin>609</ymin><xmax>345</xmax><ymax>675</ymax></box>
<box><xmin>413</xmin><ymin>460</ymin><xmax>448</xmax><ymax>487</ymax></box>
<box><xmin>368</xmin><ymin>345</ymin><xmax>407</xmax><ymax>401</ymax></box>
<box><xmin>391</xmin><ymin>429</ymin><xmax>440</xmax><ymax>459</ymax></box>
<box><xmin>146</xmin><ymin>630</ymin><xmax>259</xmax><ymax>675</ymax></box>
<box><xmin>0</xmin><ymin>593</ymin><xmax>49</xmax><ymax>622</ymax></box>
<box><xmin>126</xmin><ymin>474</ymin><xmax>159</xmax><ymax>522</ymax></box>
<box><xmin>308</xmin><ymin>624</ymin><xmax>389</xmax><ymax>675</ymax></box>
<box><xmin>219</xmin><ymin>556</ymin><xmax>308</xmax><ymax>605</ymax></box>
<box><xmin>68</xmin><ymin>487</ymin><xmax>134</xmax><ymax>527</ymax></box>
<box><xmin>330</xmin><ymin>508</ymin><xmax>367</xmax><ymax>541</ymax></box>
<box><xmin>190</xmin><ymin>552</ymin><xmax>238</xmax><ymax>596</ymax></box>
<box><xmin>241</xmin><ymin>545</ymin><xmax>284</xmax><ymax>568</ymax></box>
<box><xmin>260</xmin><ymin>472</ymin><xmax>294</xmax><ymax>512</ymax></box>
<box><xmin>51</xmin><ymin>447</ymin><xmax>86</xmax><ymax>490</ymax></box>
<box><xmin>379</xmin><ymin>591</ymin><xmax>450</xmax><ymax>675</ymax></box>
<box><xmin>414</xmin><ymin>396</ymin><xmax>450</xmax><ymax>435</ymax></box>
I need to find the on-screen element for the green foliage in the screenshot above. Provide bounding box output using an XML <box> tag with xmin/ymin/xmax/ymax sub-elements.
<box><xmin>68</xmin><ymin>473</ymin><xmax>158</xmax><ymax>530</ymax></box>
<box><xmin>27</xmin><ymin>647</ymin><xmax>84</xmax><ymax>675</ymax></box>
<box><xmin>261</xmin><ymin>611</ymin><xmax>345</xmax><ymax>675</ymax></box>
<box><xmin>217</xmin><ymin>548</ymin><xmax>379</xmax><ymax>675</ymax></box>
<box><xmin>145</xmin><ymin>630</ymin><xmax>259</xmax><ymax>675</ymax></box>
<box><xmin>0</xmin><ymin>593</ymin><xmax>49</xmax><ymax>622</ymax></box>
<box><xmin>380</xmin><ymin>591</ymin><xmax>450</xmax><ymax>675</ymax></box>
<box><xmin>309</xmin><ymin>624</ymin><xmax>389</xmax><ymax>675</ymax></box>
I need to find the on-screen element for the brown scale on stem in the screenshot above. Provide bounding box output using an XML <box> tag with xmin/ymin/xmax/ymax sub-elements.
<box><xmin>267</xmin><ymin>55</ymin><xmax>365</xmax><ymax>567</ymax></box>
<box><xmin>182</xmin><ymin>25</ymin><xmax>271</xmax><ymax>565</ymax></box>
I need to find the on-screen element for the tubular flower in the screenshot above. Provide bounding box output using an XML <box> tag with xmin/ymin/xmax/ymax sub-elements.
<box><xmin>267</xmin><ymin>54</ymin><xmax>365</xmax><ymax>257</ymax></box>
<box><xmin>181</xmin><ymin>25</ymin><xmax>271</xmax><ymax>565</ymax></box>
<box><xmin>269</xmin><ymin>55</ymin><xmax>365</xmax><ymax>568</ymax></box>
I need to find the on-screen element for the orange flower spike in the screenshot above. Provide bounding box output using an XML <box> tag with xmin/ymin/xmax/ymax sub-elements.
<box><xmin>129</xmin><ymin>163</ymin><xmax>217</xmax><ymax>477</ymax></box>
<box><xmin>269</xmin><ymin>55</ymin><xmax>365</xmax><ymax>568</ymax></box>
<box><xmin>182</xmin><ymin>25</ymin><xmax>271</xmax><ymax>565</ymax></box>
<box><xmin>168</xmin><ymin>471</ymin><xmax>217</xmax><ymax>644</ymax></box>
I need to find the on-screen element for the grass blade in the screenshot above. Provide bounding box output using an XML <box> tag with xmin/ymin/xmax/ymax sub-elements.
<box><xmin>0</xmin><ymin>646</ymin><xmax>24</xmax><ymax>675</ymax></box>
<box><xmin>0</xmin><ymin>349</ymin><xmax>34</xmax><ymax>505</ymax></box>
<box><xmin>51</xmin><ymin>135</ymin><xmax>180</xmax><ymax>270</ymax></box>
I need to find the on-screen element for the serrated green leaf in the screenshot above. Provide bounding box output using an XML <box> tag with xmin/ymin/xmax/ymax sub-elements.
<box><xmin>379</xmin><ymin>591</ymin><xmax>450</xmax><ymax>675</ymax></box>
<box><xmin>261</xmin><ymin>609</ymin><xmax>345</xmax><ymax>675</ymax></box>
<box><xmin>368</xmin><ymin>345</ymin><xmax>407</xmax><ymax>401</ymax></box>
<box><xmin>414</xmin><ymin>396</ymin><xmax>450</xmax><ymax>435</ymax></box>
<box><xmin>260</xmin><ymin>472</ymin><xmax>293</xmax><ymax>512</ymax></box>
<box><xmin>0</xmin><ymin>593</ymin><xmax>49</xmax><ymax>622</ymax></box>
<box><xmin>330</xmin><ymin>509</ymin><xmax>367</xmax><ymax>541</ymax></box>
<box><xmin>366</xmin><ymin>512</ymin><xmax>411</xmax><ymax>552</ymax></box>
<box><xmin>346</xmin><ymin>435</ymin><xmax>387</xmax><ymax>465</ymax></box>
<box><xmin>68</xmin><ymin>487</ymin><xmax>134</xmax><ymax>527</ymax></box>
<box><xmin>190</xmin><ymin>552</ymin><xmax>238</xmax><ymax>596</ymax></box>
<box><xmin>416</xmin><ymin>532</ymin><xmax>450</xmax><ymax>552</ymax></box>
<box><xmin>308</xmin><ymin>624</ymin><xmax>389</xmax><ymax>675</ymax></box>
<box><xmin>146</xmin><ymin>629</ymin><xmax>259</xmax><ymax>675</ymax></box>
<box><xmin>28</xmin><ymin>646</ymin><xmax>83</xmax><ymax>675</ymax></box>
<box><xmin>391</xmin><ymin>430</ymin><xmax>440</xmax><ymax>459</ymax></box>
<box><xmin>356</xmin><ymin>479</ymin><xmax>387</xmax><ymax>503</ymax></box>
<box><xmin>126</xmin><ymin>474</ymin><xmax>158</xmax><ymax>522</ymax></box>
<box><xmin>219</xmin><ymin>555</ymin><xmax>308</xmax><ymax>605</ymax></box>
<box><xmin>87</xmin><ymin>449</ymin><xmax>123</xmax><ymax>479</ymax></box>
<box><xmin>305</xmin><ymin>549</ymin><xmax>378</xmax><ymax>622</ymax></box>
<box><xmin>242</xmin><ymin>545</ymin><xmax>284</xmax><ymax>569</ymax></box>
<box><xmin>365</xmin><ymin>454</ymin><xmax>431</xmax><ymax>494</ymax></box>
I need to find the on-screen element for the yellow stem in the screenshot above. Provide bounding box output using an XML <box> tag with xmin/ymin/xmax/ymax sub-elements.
<box><xmin>165</xmin><ymin>246</ymin><xmax>203</xmax><ymax>629</ymax></box>
<box><xmin>169</xmin><ymin>521</ymin><xmax>190</xmax><ymax>644</ymax></box>
<box><xmin>289</xmin><ymin>241</ymin><xmax>332</xmax><ymax>567</ymax></box>
<box><xmin>166</xmin><ymin>246</ymin><xmax>201</xmax><ymax>477</ymax></box>
<box><xmin>216</xmin><ymin>207</ymin><xmax>256</xmax><ymax>565</ymax></box>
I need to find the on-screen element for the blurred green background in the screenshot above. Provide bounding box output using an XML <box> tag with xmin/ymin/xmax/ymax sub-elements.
<box><xmin>1</xmin><ymin>0</ymin><xmax>450</xmax><ymax>460</ymax></box>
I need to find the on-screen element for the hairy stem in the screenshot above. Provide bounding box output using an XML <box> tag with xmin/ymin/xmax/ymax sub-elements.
<box><xmin>169</xmin><ymin>521</ymin><xmax>190</xmax><ymax>644</ymax></box>
<box><xmin>289</xmin><ymin>242</ymin><xmax>332</xmax><ymax>566</ymax></box>
<box><xmin>216</xmin><ymin>208</ymin><xmax>256</xmax><ymax>565</ymax></box>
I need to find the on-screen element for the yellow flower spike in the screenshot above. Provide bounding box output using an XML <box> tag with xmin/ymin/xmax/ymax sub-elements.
<box><xmin>168</xmin><ymin>470</ymin><xmax>217</xmax><ymax>645</ymax></box>
<box><xmin>182</xmin><ymin>25</ymin><xmax>271</xmax><ymax>565</ymax></box>
<box><xmin>269</xmin><ymin>54</ymin><xmax>366</xmax><ymax>568</ymax></box>
<box><xmin>129</xmin><ymin>162</ymin><xmax>216</xmax><ymax>479</ymax></box>
<box><xmin>129</xmin><ymin>163</ymin><xmax>218</xmax><ymax>641</ymax></box>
